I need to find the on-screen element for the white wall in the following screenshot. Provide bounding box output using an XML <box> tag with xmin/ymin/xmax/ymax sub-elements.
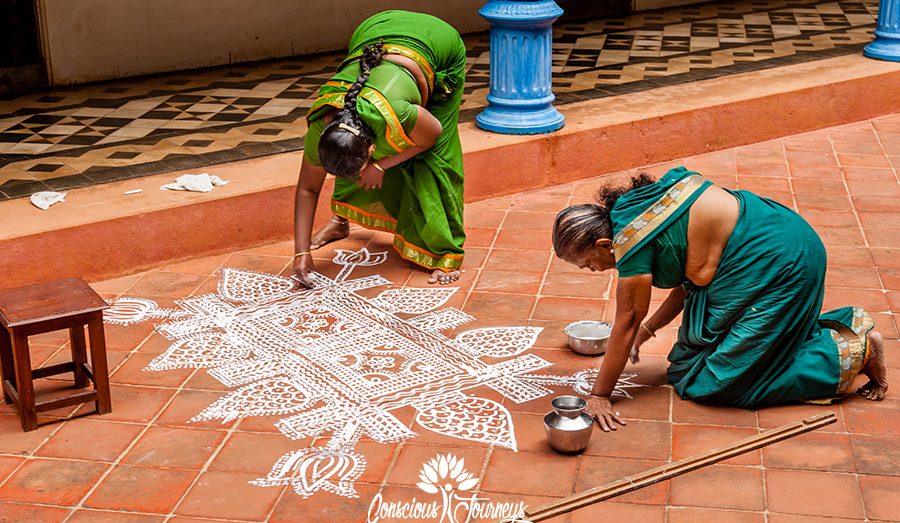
<box><xmin>36</xmin><ymin>0</ymin><xmax>707</xmax><ymax>85</ymax></box>
<box><xmin>36</xmin><ymin>0</ymin><xmax>489</xmax><ymax>85</ymax></box>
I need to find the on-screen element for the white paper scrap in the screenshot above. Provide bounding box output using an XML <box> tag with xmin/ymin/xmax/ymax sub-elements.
<box><xmin>30</xmin><ymin>191</ymin><xmax>66</xmax><ymax>210</ymax></box>
<box><xmin>160</xmin><ymin>173</ymin><xmax>229</xmax><ymax>193</ymax></box>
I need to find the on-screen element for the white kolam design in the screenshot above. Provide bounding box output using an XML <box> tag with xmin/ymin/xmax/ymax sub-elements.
<box><xmin>106</xmin><ymin>248</ymin><xmax>642</xmax><ymax>499</ymax></box>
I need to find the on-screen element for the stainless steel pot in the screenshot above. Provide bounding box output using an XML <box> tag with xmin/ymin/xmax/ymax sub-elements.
<box><xmin>565</xmin><ymin>320</ymin><xmax>612</xmax><ymax>355</ymax></box>
<box><xmin>543</xmin><ymin>395</ymin><xmax>594</xmax><ymax>454</ymax></box>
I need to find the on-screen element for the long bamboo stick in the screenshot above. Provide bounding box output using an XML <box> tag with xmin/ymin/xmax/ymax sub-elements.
<box><xmin>519</xmin><ymin>412</ymin><xmax>836</xmax><ymax>522</ymax></box>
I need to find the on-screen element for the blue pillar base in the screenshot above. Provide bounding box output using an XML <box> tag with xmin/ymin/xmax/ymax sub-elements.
<box><xmin>864</xmin><ymin>36</ymin><xmax>900</xmax><ymax>61</ymax></box>
<box><xmin>476</xmin><ymin>104</ymin><xmax>565</xmax><ymax>134</ymax></box>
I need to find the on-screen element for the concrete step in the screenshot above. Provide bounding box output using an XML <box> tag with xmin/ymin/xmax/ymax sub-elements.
<box><xmin>3</xmin><ymin>54</ymin><xmax>899</xmax><ymax>288</ymax></box>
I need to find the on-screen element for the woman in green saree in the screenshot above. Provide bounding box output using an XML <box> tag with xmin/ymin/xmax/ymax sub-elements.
<box><xmin>293</xmin><ymin>10</ymin><xmax>467</xmax><ymax>285</ymax></box>
<box><xmin>553</xmin><ymin>167</ymin><xmax>889</xmax><ymax>431</ymax></box>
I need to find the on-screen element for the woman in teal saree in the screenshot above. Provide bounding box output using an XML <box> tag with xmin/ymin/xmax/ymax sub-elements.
<box><xmin>552</xmin><ymin>167</ymin><xmax>888</xmax><ymax>431</ymax></box>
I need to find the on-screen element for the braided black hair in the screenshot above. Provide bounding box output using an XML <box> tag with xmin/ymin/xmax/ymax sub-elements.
<box><xmin>319</xmin><ymin>40</ymin><xmax>385</xmax><ymax>179</ymax></box>
<box><xmin>552</xmin><ymin>173</ymin><xmax>656</xmax><ymax>258</ymax></box>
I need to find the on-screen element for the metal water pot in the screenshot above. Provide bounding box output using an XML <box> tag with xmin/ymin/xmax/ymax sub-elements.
<box><xmin>543</xmin><ymin>395</ymin><xmax>594</xmax><ymax>454</ymax></box>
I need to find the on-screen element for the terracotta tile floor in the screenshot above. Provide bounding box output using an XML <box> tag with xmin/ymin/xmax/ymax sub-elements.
<box><xmin>0</xmin><ymin>114</ymin><xmax>898</xmax><ymax>522</ymax></box>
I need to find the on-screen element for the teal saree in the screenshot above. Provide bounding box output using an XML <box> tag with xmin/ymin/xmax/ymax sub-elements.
<box><xmin>611</xmin><ymin>167</ymin><xmax>873</xmax><ymax>408</ymax></box>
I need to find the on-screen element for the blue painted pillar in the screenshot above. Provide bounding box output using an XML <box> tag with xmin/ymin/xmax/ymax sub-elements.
<box><xmin>475</xmin><ymin>0</ymin><xmax>566</xmax><ymax>134</ymax></box>
<box><xmin>864</xmin><ymin>0</ymin><xmax>900</xmax><ymax>61</ymax></box>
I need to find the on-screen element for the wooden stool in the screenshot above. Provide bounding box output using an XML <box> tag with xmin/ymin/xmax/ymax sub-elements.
<box><xmin>0</xmin><ymin>278</ymin><xmax>112</xmax><ymax>431</ymax></box>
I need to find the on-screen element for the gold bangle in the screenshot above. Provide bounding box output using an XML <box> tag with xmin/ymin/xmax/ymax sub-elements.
<box><xmin>640</xmin><ymin>323</ymin><xmax>656</xmax><ymax>338</ymax></box>
<box><xmin>371</xmin><ymin>159</ymin><xmax>385</xmax><ymax>172</ymax></box>
<box><xmin>293</xmin><ymin>251</ymin><xmax>311</xmax><ymax>258</ymax></box>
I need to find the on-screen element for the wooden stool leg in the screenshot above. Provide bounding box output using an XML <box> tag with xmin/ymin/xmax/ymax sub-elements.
<box><xmin>87</xmin><ymin>312</ymin><xmax>112</xmax><ymax>415</ymax></box>
<box><xmin>70</xmin><ymin>324</ymin><xmax>89</xmax><ymax>388</ymax></box>
<box><xmin>0</xmin><ymin>327</ymin><xmax>14</xmax><ymax>404</ymax></box>
<box><xmin>10</xmin><ymin>329</ymin><xmax>37</xmax><ymax>431</ymax></box>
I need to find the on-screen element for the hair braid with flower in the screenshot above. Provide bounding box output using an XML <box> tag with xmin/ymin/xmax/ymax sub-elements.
<box><xmin>319</xmin><ymin>40</ymin><xmax>385</xmax><ymax>178</ymax></box>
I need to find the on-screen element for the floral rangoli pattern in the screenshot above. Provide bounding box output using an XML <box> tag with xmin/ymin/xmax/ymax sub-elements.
<box><xmin>106</xmin><ymin>248</ymin><xmax>642</xmax><ymax>498</ymax></box>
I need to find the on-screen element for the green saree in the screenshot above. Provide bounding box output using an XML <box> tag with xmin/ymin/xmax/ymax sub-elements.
<box><xmin>304</xmin><ymin>10</ymin><xmax>467</xmax><ymax>271</ymax></box>
<box><xmin>612</xmin><ymin>167</ymin><xmax>873</xmax><ymax>408</ymax></box>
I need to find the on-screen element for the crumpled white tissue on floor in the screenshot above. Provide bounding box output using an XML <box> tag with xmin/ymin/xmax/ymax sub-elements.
<box><xmin>30</xmin><ymin>191</ymin><xmax>66</xmax><ymax>210</ymax></box>
<box><xmin>160</xmin><ymin>173</ymin><xmax>229</xmax><ymax>192</ymax></box>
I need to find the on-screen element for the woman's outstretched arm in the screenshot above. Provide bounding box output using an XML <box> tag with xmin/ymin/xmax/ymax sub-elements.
<box><xmin>586</xmin><ymin>273</ymin><xmax>653</xmax><ymax>431</ymax></box>
<box><xmin>293</xmin><ymin>158</ymin><xmax>328</xmax><ymax>284</ymax></box>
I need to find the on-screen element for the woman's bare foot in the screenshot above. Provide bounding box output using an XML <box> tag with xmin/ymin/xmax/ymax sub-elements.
<box><xmin>858</xmin><ymin>330</ymin><xmax>888</xmax><ymax>401</ymax></box>
<box><xmin>429</xmin><ymin>269</ymin><xmax>460</xmax><ymax>285</ymax></box>
<box><xmin>310</xmin><ymin>217</ymin><xmax>350</xmax><ymax>250</ymax></box>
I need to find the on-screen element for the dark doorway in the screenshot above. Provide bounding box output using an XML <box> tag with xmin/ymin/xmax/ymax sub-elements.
<box><xmin>1</xmin><ymin>0</ymin><xmax>47</xmax><ymax>93</ymax></box>
<box><xmin>557</xmin><ymin>0</ymin><xmax>632</xmax><ymax>22</ymax></box>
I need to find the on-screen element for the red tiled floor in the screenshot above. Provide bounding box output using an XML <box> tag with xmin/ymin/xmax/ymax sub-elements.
<box><xmin>767</xmin><ymin>515</ymin><xmax>863</xmax><ymax>523</ymax></box>
<box><xmin>569</xmin><ymin>501</ymin><xmax>666</xmax><ymax>523</ymax></box>
<box><xmin>850</xmin><ymin>434</ymin><xmax>900</xmax><ymax>476</ymax></box>
<box><xmin>0</xmin><ymin>503</ymin><xmax>69</xmax><ymax>522</ymax></box>
<box><xmin>671</xmin><ymin>399</ymin><xmax>757</xmax><ymax>427</ymax></box>
<box><xmin>671</xmin><ymin>424</ymin><xmax>761</xmax><ymax>466</ymax></box>
<box><xmin>842</xmin><ymin>398</ymin><xmax>900</xmax><ymax>436</ymax></box>
<box><xmin>532</xmin><ymin>296</ymin><xmax>607</xmax><ymax>322</ymax></box>
<box><xmin>121</xmin><ymin>426</ymin><xmax>226</xmax><ymax>469</ymax></box>
<box><xmin>765</xmin><ymin>469</ymin><xmax>865</xmax><ymax>519</ymax></box>
<box><xmin>474</xmin><ymin>269</ymin><xmax>544</xmax><ymax>294</ymax></box>
<box><xmin>616</xmin><ymin>379</ymin><xmax>670</xmax><ymax>421</ymax></box>
<box><xmin>153</xmin><ymin>389</ymin><xmax>237</xmax><ymax>430</ymax></box>
<box><xmin>0</xmin><ymin>454</ymin><xmax>24</xmax><ymax>481</ymax></box>
<box><xmin>583</xmin><ymin>419</ymin><xmax>671</xmax><ymax>460</ymax></box>
<box><xmin>481</xmin><ymin>449</ymin><xmax>579</xmax><ymax>497</ymax></box>
<box><xmin>463</xmin><ymin>291</ymin><xmax>536</xmax><ymax>319</ymax></box>
<box><xmin>668</xmin><ymin>507</ymin><xmax>765</xmax><ymax>523</ymax></box>
<box><xmin>110</xmin><ymin>352</ymin><xmax>194</xmax><ymax>388</ymax></box>
<box><xmin>173</xmin><ymin>470</ymin><xmax>284</xmax><ymax>520</ymax></box>
<box><xmin>269</xmin><ymin>483</ymin><xmax>381</xmax><ymax>523</ymax></box>
<box><xmin>2</xmin><ymin>114</ymin><xmax>899</xmax><ymax>520</ymax></box>
<box><xmin>762</xmin><ymin>431</ymin><xmax>855</xmax><ymax>472</ymax></box>
<box><xmin>857</xmin><ymin>474</ymin><xmax>900</xmax><ymax>521</ymax></box>
<box><xmin>85</xmin><ymin>464</ymin><xmax>198</xmax><ymax>513</ymax></box>
<box><xmin>576</xmin><ymin>455</ymin><xmax>669</xmax><ymax>505</ymax></box>
<box><xmin>74</xmin><ymin>384</ymin><xmax>176</xmax><ymax>423</ymax></box>
<box><xmin>127</xmin><ymin>271</ymin><xmax>207</xmax><ymax>298</ymax></box>
<box><xmin>35</xmin><ymin>419</ymin><xmax>144</xmax><ymax>462</ymax></box>
<box><xmin>67</xmin><ymin>511</ymin><xmax>166</xmax><ymax>523</ymax></box>
<box><xmin>208</xmin><ymin>431</ymin><xmax>312</xmax><ymax>474</ymax></box>
<box><xmin>0</xmin><ymin>458</ymin><xmax>109</xmax><ymax>505</ymax></box>
<box><xmin>0</xmin><ymin>413</ymin><xmax>61</xmax><ymax>455</ymax></box>
<box><xmin>670</xmin><ymin>464</ymin><xmax>764</xmax><ymax>511</ymax></box>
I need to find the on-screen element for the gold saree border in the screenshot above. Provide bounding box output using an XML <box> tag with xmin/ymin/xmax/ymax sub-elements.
<box><xmin>823</xmin><ymin>307</ymin><xmax>873</xmax><ymax>395</ymax></box>
<box><xmin>306</xmin><ymin>84</ymin><xmax>417</xmax><ymax>153</ymax></box>
<box><xmin>613</xmin><ymin>175</ymin><xmax>707</xmax><ymax>262</ymax></box>
<box><xmin>331</xmin><ymin>199</ymin><xmax>463</xmax><ymax>272</ymax></box>
<box><xmin>343</xmin><ymin>44</ymin><xmax>436</xmax><ymax>98</ymax></box>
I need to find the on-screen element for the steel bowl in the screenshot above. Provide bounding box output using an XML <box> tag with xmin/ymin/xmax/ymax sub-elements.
<box><xmin>565</xmin><ymin>320</ymin><xmax>612</xmax><ymax>355</ymax></box>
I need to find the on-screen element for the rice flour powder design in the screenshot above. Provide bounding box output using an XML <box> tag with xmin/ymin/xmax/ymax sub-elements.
<box><xmin>107</xmin><ymin>248</ymin><xmax>641</xmax><ymax>498</ymax></box>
